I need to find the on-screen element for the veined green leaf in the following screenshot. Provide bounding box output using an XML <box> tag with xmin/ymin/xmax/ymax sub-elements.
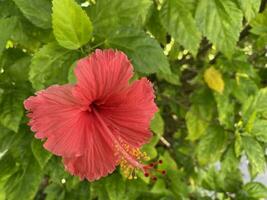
<box><xmin>250</xmin><ymin>119</ymin><xmax>267</xmax><ymax>142</ymax></box>
<box><xmin>5</xmin><ymin>157</ymin><xmax>43</xmax><ymax>200</ymax></box>
<box><xmin>0</xmin><ymin>152</ymin><xmax>18</xmax><ymax>181</ymax></box>
<box><xmin>146</xmin><ymin>4</ymin><xmax>167</xmax><ymax>45</ymax></box>
<box><xmin>29</xmin><ymin>42</ymin><xmax>79</xmax><ymax>90</ymax></box>
<box><xmin>195</xmin><ymin>0</ymin><xmax>243</xmax><ymax>58</ymax></box>
<box><xmin>31</xmin><ymin>139</ymin><xmax>52</xmax><ymax>169</ymax></box>
<box><xmin>242</xmin><ymin>136</ymin><xmax>265</xmax><ymax>176</ymax></box>
<box><xmin>243</xmin><ymin>182</ymin><xmax>267</xmax><ymax>199</ymax></box>
<box><xmin>234</xmin><ymin>132</ymin><xmax>242</xmax><ymax>157</ymax></box>
<box><xmin>250</xmin><ymin>9</ymin><xmax>267</xmax><ymax>36</ymax></box>
<box><xmin>105</xmin><ymin>173</ymin><xmax>126</xmax><ymax>200</ymax></box>
<box><xmin>186</xmin><ymin>104</ymin><xmax>212</xmax><ymax>141</ymax></box>
<box><xmin>186</xmin><ymin>89</ymin><xmax>215</xmax><ymax>141</ymax></box>
<box><xmin>44</xmin><ymin>183</ymin><xmax>65</xmax><ymax>200</ymax></box>
<box><xmin>248</xmin><ymin>88</ymin><xmax>267</xmax><ymax>114</ymax></box>
<box><xmin>222</xmin><ymin>144</ymin><xmax>240</xmax><ymax>172</ymax></box>
<box><xmin>68</xmin><ymin>61</ymin><xmax>78</xmax><ymax>84</ymax></box>
<box><xmin>197</xmin><ymin>126</ymin><xmax>227</xmax><ymax>165</ymax></box>
<box><xmin>0</xmin><ymin>17</ymin><xmax>16</xmax><ymax>56</ymax></box>
<box><xmin>106</xmin><ymin>28</ymin><xmax>170</xmax><ymax>74</ymax></box>
<box><xmin>237</xmin><ymin>0</ymin><xmax>261</xmax><ymax>22</ymax></box>
<box><xmin>150</xmin><ymin>111</ymin><xmax>164</xmax><ymax>137</ymax></box>
<box><xmin>160</xmin><ymin>0</ymin><xmax>201</xmax><ymax>56</ymax></box>
<box><xmin>0</xmin><ymin>89</ymin><xmax>27</xmax><ymax>132</ymax></box>
<box><xmin>52</xmin><ymin>0</ymin><xmax>93</xmax><ymax>49</ymax></box>
<box><xmin>13</xmin><ymin>0</ymin><xmax>52</xmax><ymax>29</ymax></box>
<box><xmin>88</xmin><ymin>0</ymin><xmax>151</xmax><ymax>36</ymax></box>
<box><xmin>0</xmin><ymin>0</ymin><xmax>20</xmax><ymax>18</ymax></box>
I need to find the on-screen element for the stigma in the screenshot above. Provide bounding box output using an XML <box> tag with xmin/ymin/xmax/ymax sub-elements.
<box><xmin>115</xmin><ymin>137</ymin><xmax>166</xmax><ymax>181</ymax></box>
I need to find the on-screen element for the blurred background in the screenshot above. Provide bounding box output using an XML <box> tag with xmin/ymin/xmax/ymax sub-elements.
<box><xmin>0</xmin><ymin>0</ymin><xmax>267</xmax><ymax>199</ymax></box>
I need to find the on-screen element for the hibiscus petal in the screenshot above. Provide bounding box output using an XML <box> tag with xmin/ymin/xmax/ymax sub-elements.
<box><xmin>74</xmin><ymin>49</ymin><xmax>133</xmax><ymax>103</ymax></box>
<box><xmin>99</xmin><ymin>78</ymin><xmax>158</xmax><ymax>147</ymax></box>
<box><xmin>63</xmin><ymin>116</ymin><xmax>117</xmax><ymax>181</ymax></box>
<box><xmin>24</xmin><ymin>84</ymin><xmax>88</xmax><ymax>157</ymax></box>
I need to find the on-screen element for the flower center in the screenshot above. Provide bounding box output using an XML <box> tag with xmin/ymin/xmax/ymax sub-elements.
<box><xmin>89</xmin><ymin>101</ymin><xmax>101</xmax><ymax>112</ymax></box>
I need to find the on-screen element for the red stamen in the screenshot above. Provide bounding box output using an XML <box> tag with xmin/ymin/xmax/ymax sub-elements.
<box><xmin>158</xmin><ymin>160</ymin><xmax>163</xmax><ymax>164</ymax></box>
<box><xmin>144</xmin><ymin>172</ymin><xmax>149</xmax><ymax>177</ymax></box>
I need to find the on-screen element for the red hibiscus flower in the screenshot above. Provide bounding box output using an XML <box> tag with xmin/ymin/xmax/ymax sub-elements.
<box><xmin>24</xmin><ymin>49</ymin><xmax>158</xmax><ymax>181</ymax></box>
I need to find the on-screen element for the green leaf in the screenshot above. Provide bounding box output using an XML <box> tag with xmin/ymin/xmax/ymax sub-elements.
<box><xmin>243</xmin><ymin>182</ymin><xmax>267</xmax><ymax>199</ymax></box>
<box><xmin>213</xmin><ymin>78</ymin><xmax>234</xmax><ymax>128</ymax></box>
<box><xmin>0</xmin><ymin>181</ymin><xmax>6</xmax><ymax>200</ymax></box>
<box><xmin>201</xmin><ymin>166</ymin><xmax>243</xmax><ymax>193</ymax></box>
<box><xmin>5</xmin><ymin>156</ymin><xmax>43</xmax><ymax>200</ymax></box>
<box><xmin>197</xmin><ymin>125</ymin><xmax>227</xmax><ymax>165</ymax></box>
<box><xmin>214</xmin><ymin>94</ymin><xmax>234</xmax><ymax>128</ymax></box>
<box><xmin>0</xmin><ymin>126</ymin><xmax>18</xmax><ymax>152</ymax></box>
<box><xmin>250</xmin><ymin>9</ymin><xmax>267</xmax><ymax>36</ymax></box>
<box><xmin>186</xmin><ymin>104</ymin><xmax>212</xmax><ymax>141</ymax></box>
<box><xmin>250</xmin><ymin>119</ymin><xmax>267</xmax><ymax>142</ymax></box>
<box><xmin>0</xmin><ymin>89</ymin><xmax>27</xmax><ymax>132</ymax></box>
<box><xmin>31</xmin><ymin>139</ymin><xmax>52</xmax><ymax>169</ymax></box>
<box><xmin>106</xmin><ymin>28</ymin><xmax>170</xmax><ymax>74</ymax></box>
<box><xmin>242</xmin><ymin>136</ymin><xmax>265</xmax><ymax>176</ymax></box>
<box><xmin>5</xmin><ymin>56</ymin><xmax>31</xmax><ymax>83</ymax></box>
<box><xmin>186</xmin><ymin>88</ymin><xmax>215</xmax><ymax>141</ymax></box>
<box><xmin>146</xmin><ymin>4</ymin><xmax>167</xmax><ymax>45</ymax></box>
<box><xmin>222</xmin><ymin>144</ymin><xmax>240</xmax><ymax>172</ymax></box>
<box><xmin>156</xmin><ymin>71</ymin><xmax>180</xmax><ymax>86</ymax></box>
<box><xmin>142</xmin><ymin>135</ymin><xmax>159</xmax><ymax>159</ymax></box>
<box><xmin>235</xmin><ymin>132</ymin><xmax>242</xmax><ymax>157</ymax></box>
<box><xmin>91</xmin><ymin>180</ymin><xmax>109</xmax><ymax>200</ymax></box>
<box><xmin>255</xmin><ymin>88</ymin><xmax>267</xmax><ymax>110</ymax></box>
<box><xmin>88</xmin><ymin>0</ymin><xmax>152</xmax><ymax>36</ymax></box>
<box><xmin>158</xmin><ymin>152</ymin><xmax>189</xmax><ymax>199</ymax></box>
<box><xmin>160</xmin><ymin>0</ymin><xmax>201</xmax><ymax>56</ymax></box>
<box><xmin>65</xmin><ymin>181</ymin><xmax>90</xmax><ymax>200</ymax></box>
<box><xmin>150</xmin><ymin>179</ymin><xmax>172</xmax><ymax>196</ymax></box>
<box><xmin>0</xmin><ymin>0</ymin><xmax>20</xmax><ymax>18</ymax></box>
<box><xmin>29</xmin><ymin>42</ymin><xmax>79</xmax><ymax>90</ymax></box>
<box><xmin>68</xmin><ymin>61</ymin><xmax>77</xmax><ymax>84</ymax></box>
<box><xmin>245</xmin><ymin>88</ymin><xmax>267</xmax><ymax>116</ymax></box>
<box><xmin>233</xmin><ymin>77</ymin><xmax>258</xmax><ymax>105</ymax></box>
<box><xmin>237</xmin><ymin>0</ymin><xmax>261</xmax><ymax>22</ymax></box>
<box><xmin>93</xmin><ymin>174</ymin><xmax>148</xmax><ymax>200</ymax></box>
<box><xmin>11</xmin><ymin>16</ymin><xmax>51</xmax><ymax>51</ymax></box>
<box><xmin>45</xmin><ymin>157</ymin><xmax>71</xmax><ymax>185</ymax></box>
<box><xmin>13</xmin><ymin>0</ymin><xmax>52</xmax><ymax>29</ymax></box>
<box><xmin>195</xmin><ymin>0</ymin><xmax>243</xmax><ymax>58</ymax></box>
<box><xmin>0</xmin><ymin>51</ymin><xmax>31</xmax><ymax>85</ymax></box>
<box><xmin>0</xmin><ymin>151</ymin><xmax>18</xmax><ymax>181</ymax></box>
<box><xmin>52</xmin><ymin>0</ymin><xmax>93</xmax><ymax>49</ymax></box>
<box><xmin>44</xmin><ymin>183</ymin><xmax>65</xmax><ymax>200</ymax></box>
<box><xmin>0</xmin><ymin>17</ymin><xmax>16</xmax><ymax>56</ymax></box>
<box><xmin>105</xmin><ymin>173</ymin><xmax>126</xmax><ymax>200</ymax></box>
<box><xmin>150</xmin><ymin>111</ymin><xmax>164</xmax><ymax>137</ymax></box>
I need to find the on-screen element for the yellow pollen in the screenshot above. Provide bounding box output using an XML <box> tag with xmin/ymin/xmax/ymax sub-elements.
<box><xmin>115</xmin><ymin>138</ymin><xmax>150</xmax><ymax>180</ymax></box>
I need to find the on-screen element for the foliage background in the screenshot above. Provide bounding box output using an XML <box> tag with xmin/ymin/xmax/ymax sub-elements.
<box><xmin>0</xmin><ymin>0</ymin><xmax>267</xmax><ymax>199</ymax></box>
